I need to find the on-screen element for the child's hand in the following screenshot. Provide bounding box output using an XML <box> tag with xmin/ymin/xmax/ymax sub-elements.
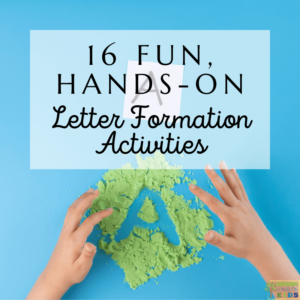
<box><xmin>190</xmin><ymin>162</ymin><xmax>272</xmax><ymax>260</ymax></box>
<box><xmin>27</xmin><ymin>188</ymin><xmax>113</xmax><ymax>300</ymax></box>
<box><xmin>189</xmin><ymin>162</ymin><xmax>300</xmax><ymax>281</ymax></box>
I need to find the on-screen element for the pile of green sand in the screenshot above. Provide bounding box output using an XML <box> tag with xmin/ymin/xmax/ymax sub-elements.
<box><xmin>90</xmin><ymin>152</ymin><xmax>214</xmax><ymax>289</ymax></box>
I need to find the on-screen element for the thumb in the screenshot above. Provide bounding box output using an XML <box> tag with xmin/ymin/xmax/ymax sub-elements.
<box><xmin>204</xmin><ymin>230</ymin><xmax>232</xmax><ymax>253</ymax></box>
<box><xmin>76</xmin><ymin>242</ymin><xmax>97</xmax><ymax>267</ymax></box>
<box><xmin>82</xmin><ymin>242</ymin><xmax>97</xmax><ymax>259</ymax></box>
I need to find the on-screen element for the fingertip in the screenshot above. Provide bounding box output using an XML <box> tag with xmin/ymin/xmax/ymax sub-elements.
<box><xmin>205</xmin><ymin>230</ymin><xmax>215</xmax><ymax>242</ymax></box>
<box><xmin>96</xmin><ymin>208</ymin><xmax>113</xmax><ymax>220</ymax></box>
<box><xmin>104</xmin><ymin>207</ymin><xmax>113</xmax><ymax>216</ymax></box>
<box><xmin>87</xmin><ymin>189</ymin><xmax>99</xmax><ymax>202</ymax></box>
<box><xmin>219</xmin><ymin>161</ymin><xmax>229</xmax><ymax>170</ymax></box>
<box><xmin>204</xmin><ymin>164</ymin><xmax>215</xmax><ymax>177</ymax></box>
<box><xmin>204</xmin><ymin>164</ymin><xmax>213</xmax><ymax>171</ymax></box>
<box><xmin>85</xmin><ymin>242</ymin><xmax>96</xmax><ymax>253</ymax></box>
<box><xmin>86</xmin><ymin>188</ymin><xmax>99</xmax><ymax>196</ymax></box>
<box><xmin>189</xmin><ymin>183</ymin><xmax>197</xmax><ymax>190</ymax></box>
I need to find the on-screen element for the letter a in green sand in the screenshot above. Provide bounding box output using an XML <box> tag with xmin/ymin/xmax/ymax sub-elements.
<box><xmin>138</xmin><ymin>197</ymin><xmax>159</xmax><ymax>223</ymax></box>
<box><xmin>92</xmin><ymin>152</ymin><xmax>214</xmax><ymax>289</ymax></box>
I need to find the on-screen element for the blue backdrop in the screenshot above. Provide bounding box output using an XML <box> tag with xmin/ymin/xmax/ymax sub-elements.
<box><xmin>0</xmin><ymin>1</ymin><xmax>299</xmax><ymax>299</ymax></box>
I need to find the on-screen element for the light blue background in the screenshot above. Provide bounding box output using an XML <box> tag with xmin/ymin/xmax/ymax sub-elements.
<box><xmin>0</xmin><ymin>1</ymin><xmax>299</xmax><ymax>299</ymax></box>
<box><xmin>30</xmin><ymin>30</ymin><xmax>269</xmax><ymax>169</ymax></box>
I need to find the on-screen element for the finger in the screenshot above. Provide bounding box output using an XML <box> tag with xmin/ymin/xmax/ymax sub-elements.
<box><xmin>74</xmin><ymin>243</ymin><xmax>96</xmax><ymax>270</ymax></box>
<box><xmin>75</xmin><ymin>208</ymin><xmax>113</xmax><ymax>245</ymax></box>
<box><xmin>204</xmin><ymin>164</ymin><xmax>238</xmax><ymax>207</ymax></box>
<box><xmin>231</xmin><ymin>168</ymin><xmax>250</xmax><ymax>202</ymax></box>
<box><xmin>189</xmin><ymin>184</ymin><xmax>229</xmax><ymax>218</ymax></box>
<box><xmin>219</xmin><ymin>161</ymin><xmax>244</xmax><ymax>202</ymax></box>
<box><xmin>205</xmin><ymin>230</ymin><xmax>236</xmax><ymax>253</ymax></box>
<box><xmin>72</xmin><ymin>188</ymin><xmax>94</xmax><ymax>207</ymax></box>
<box><xmin>63</xmin><ymin>188</ymin><xmax>100</xmax><ymax>233</ymax></box>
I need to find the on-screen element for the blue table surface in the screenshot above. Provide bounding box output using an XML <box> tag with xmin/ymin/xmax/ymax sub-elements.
<box><xmin>0</xmin><ymin>1</ymin><xmax>300</xmax><ymax>299</ymax></box>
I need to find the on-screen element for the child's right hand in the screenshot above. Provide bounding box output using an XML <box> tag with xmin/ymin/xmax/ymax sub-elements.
<box><xmin>189</xmin><ymin>161</ymin><xmax>300</xmax><ymax>281</ymax></box>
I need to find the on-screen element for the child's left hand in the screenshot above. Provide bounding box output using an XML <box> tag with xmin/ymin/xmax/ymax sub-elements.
<box><xmin>27</xmin><ymin>188</ymin><xmax>113</xmax><ymax>300</ymax></box>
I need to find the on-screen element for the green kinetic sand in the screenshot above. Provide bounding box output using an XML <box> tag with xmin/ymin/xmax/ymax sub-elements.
<box><xmin>138</xmin><ymin>197</ymin><xmax>159</xmax><ymax>223</ymax></box>
<box><xmin>90</xmin><ymin>152</ymin><xmax>214</xmax><ymax>289</ymax></box>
